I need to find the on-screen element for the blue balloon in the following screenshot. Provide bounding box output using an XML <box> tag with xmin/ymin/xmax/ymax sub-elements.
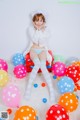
<box><xmin>12</xmin><ymin>53</ymin><xmax>25</xmax><ymax>66</ymax></box>
<box><xmin>0</xmin><ymin>118</ymin><xmax>2</xmax><ymax>120</ymax></box>
<box><xmin>33</xmin><ymin>83</ymin><xmax>38</xmax><ymax>88</ymax></box>
<box><xmin>57</xmin><ymin>76</ymin><xmax>75</xmax><ymax>94</ymax></box>
<box><xmin>42</xmin><ymin>98</ymin><xmax>47</xmax><ymax>103</ymax></box>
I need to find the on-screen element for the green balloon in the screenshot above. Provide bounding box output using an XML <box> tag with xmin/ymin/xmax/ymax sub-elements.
<box><xmin>54</xmin><ymin>55</ymin><xmax>65</xmax><ymax>63</ymax></box>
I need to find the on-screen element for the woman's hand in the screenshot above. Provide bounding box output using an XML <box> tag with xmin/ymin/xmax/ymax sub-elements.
<box><xmin>40</xmin><ymin>23</ymin><xmax>46</xmax><ymax>31</ymax></box>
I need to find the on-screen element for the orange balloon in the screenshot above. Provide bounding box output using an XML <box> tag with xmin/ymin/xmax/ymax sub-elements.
<box><xmin>41</xmin><ymin>82</ymin><xmax>46</xmax><ymax>87</ymax></box>
<box><xmin>14</xmin><ymin>106</ymin><xmax>37</xmax><ymax>120</ymax></box>
<box><xmin>58</xmin><ymin>92</ymin><xmax>78</xmax><ymax>112</ymax></box>
<box><xmin>72</xmin><ymin>61</ymin><xmax>80</xmax><ymax>67</ymax></box>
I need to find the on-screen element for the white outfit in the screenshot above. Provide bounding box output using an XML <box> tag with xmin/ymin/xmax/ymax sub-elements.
<box><xmin>23</xmin><ymin>26</ymin><xmax>52</xmax><ymax>63</ymax></box>
<box><xmin>24</xmin><ymin>25</ymin><xmax>55</xmax><ymax>102</ymax></box>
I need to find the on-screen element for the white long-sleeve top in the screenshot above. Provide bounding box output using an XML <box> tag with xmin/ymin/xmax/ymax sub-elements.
<box><xmin>23</xmin><ymin>26</ymin><xmax>52</xmax><ymax>63</ymax></box>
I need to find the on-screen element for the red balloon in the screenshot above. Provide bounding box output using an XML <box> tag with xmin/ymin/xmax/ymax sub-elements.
<box><xmin>66</xmin><ymin>64</ymin><xmax>80</xmax><ymax>83</ymax></box>
<box><xmin>25</xmin><ymin>52</ymin><xmax>52</xmax><ymax>73</ymax></box>
<box><xmin>46</xmin><ymin>104</ymin><xmax>69</xmax><ymax>120</ymax></box>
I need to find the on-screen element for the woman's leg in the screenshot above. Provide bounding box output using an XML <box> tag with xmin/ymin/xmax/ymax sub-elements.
<box><xmin>39</xmin><ymin>51</ymin><xmax>55</xmax><ymax>102</ymax></box>
<box><xmin>25</xmin><ymin>49</ymin><xmax>40</xmax><ymax>100</ymax></box>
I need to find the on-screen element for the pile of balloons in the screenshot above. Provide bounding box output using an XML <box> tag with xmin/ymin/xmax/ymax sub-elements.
<box><xmin>12</xmin><ymin>53</ymin><xmax>27</xmax><ymax>78</ymax></box>
<box><xmin>47</xmin><ymin>56</ymin><xmax>80</xmax><ymax>119</ymax></box>
<box><xmin>0</xmin><ymin>58</ymin><xmax>21</xmax><ymax>109</ymax></box>
<box><xmin>12</xmin><ymin>55</ymin><xmax>80</xmax><ymax>120</ymax></box>
<box><xmin>0</xmin><ymin>55</ymin><xmax>80</xmax><ymax>120</ymax></box>
<box><xmin>52</xmin><ymin>56</ymin><xmax>80</xmax><ymax>91</ymax></box>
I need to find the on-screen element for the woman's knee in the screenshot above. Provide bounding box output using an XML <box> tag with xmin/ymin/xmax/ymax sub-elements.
<box><xmin>33</xmin><ymin>58</ymin><xmax>41</xmax><ymax>68</ymax></box>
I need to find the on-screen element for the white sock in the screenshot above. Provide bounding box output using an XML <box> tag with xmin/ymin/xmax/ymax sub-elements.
<box><xmin>25</xmin><ymin>58</ymin><xmax>40</xmax><ymax>100</ymax></box>
<box><xmin>40</xmin><ymin>60</ymin><xmax>55</xmax><ymax>102</ymax></box>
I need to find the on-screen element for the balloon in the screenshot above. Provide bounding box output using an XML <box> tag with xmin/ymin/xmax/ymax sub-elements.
<box><xmin>12</xmin><ymin>53</ymin><xmax>25</xmax><ymax>66</ymax></box>
<box><xmin>14</xmin><ymin>106</ymin><xmax>37</xmax><ymax>120</ymax></box>
<box><xmin>0</xmin><ymin>70</ymin><xmax>9</xmax><ymax>87</ymax></box>
<box><xmin>0</xmin><ymin>59</ymin><xmax>8</xmax><ymax>71</ymax></box>
<box><xmin>46</xmin><ymin>104</ymin><xmax>69</xmax><ymax>120</ymax></box>
<box><xmin>66</xmin><ymin>64</ymin><xmax>80</xmax><ymax>83</ymax></box>
<box><xmin>72</xmin><ymin>61</ymin><xmax>80</xmax><ymax>90</ymax></box>
<box><xmin>52</xmin><ymin>62</ymin><xmax>66</xmax><ymax>77</ymax></box>
<box><xmin>58</xmin><ymin>92</ymin><xmax>78</xmax><ymax>112</ymax></box>
<box><xmin>25</xmin><ymin>52</ymin><xmax>52</xmax><ymax>73</ymax></box>
<box><xmin>7</xmin><ymin>109</ymin><xmax>12</xmax><ymax>114</ymax></box>
<box><xmin>65</xmin><ymin>57</ymin><xmax>79</xmax><ymax>66</ymax></box>
<box><xmin>2</xmin><ymin>84</ymin><xmax>21</xmax><ymax>108</ymax></box>
<box><xmin>13</xmin><ymin>65</ymin><xmax>27</xmax><ymax>78</ymax></box>
<box><xmin>75</xmin><ymin>82</ymin><xmax>80</xmax><ymax>90</ymax></box>
<box><xmin>54</xmin><ymin>55</ymin><xmax>65</xmax><ymax>63</ymax></box>
<box><xmin>57</xmin><ymin>76</ymin><xmax>75</xmax><ymax>94</ymax></box>
<box><xmin>72</xmin><ymin>61</ymin><xmax>80</xmax><ymax>67</ymax></box>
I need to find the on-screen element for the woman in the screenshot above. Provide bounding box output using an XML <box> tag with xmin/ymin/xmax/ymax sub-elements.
<box><xmin>24</xmin><ymin>11</ymin><xmax>55</xmax><ymax>102</ymax></box>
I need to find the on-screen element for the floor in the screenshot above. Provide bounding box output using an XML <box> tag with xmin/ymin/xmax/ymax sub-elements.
<box><xmin>0</xmin><ymin>61</ymin><xmax>80</xmax><ymax>120</ymax></box>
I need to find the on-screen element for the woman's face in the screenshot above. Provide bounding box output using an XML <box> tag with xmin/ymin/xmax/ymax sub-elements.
<box><xmin>34</xmin><ymin>17</ymin><xmax>44</xmax><ymax>27</ymax></box>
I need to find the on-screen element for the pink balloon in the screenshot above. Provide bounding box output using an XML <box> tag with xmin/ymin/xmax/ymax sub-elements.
<box><xmin>13</xmin><ymin>65</ymin><xmax>27</xmax><ymax>78</ymax></box>
<box><xmin>2</xmin><ymin>84</ymin><xmax>21</xmax><ymax>108</ymax></box>
<box><xmin>0</xmin><ymin>59</ymin><xmax>8</xmax><ymax>72</ymax></box>
<box><xmin>52</xmin><ymin>62</ymin><xmax>66</xmax><ymax>77</ymax></box>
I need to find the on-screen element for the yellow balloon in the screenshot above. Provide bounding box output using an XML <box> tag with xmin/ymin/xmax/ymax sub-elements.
<box><xmin>0</xmin><ymin>70</ymin><xmax>9</xmax><ymax>87</ymax></box>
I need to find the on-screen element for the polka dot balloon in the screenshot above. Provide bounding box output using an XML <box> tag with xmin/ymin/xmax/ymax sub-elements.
<box><xmin>46</xmin><ymin>104</ymin><xmax>69</xmax><ymax>120</ymax></box>
<box><xmin>2</xmin><ymin>84</ymin><xmax>21</xmax><ymax>108</ymax></box>
<box><xmin>52</xmin><ymin>62</ymin><xmax>66</xmax><ymax>77</ymax></box>
<box><xmin>57</xmin><ymin>76</ymin><xmax>75</xmax><ymax>94</ymax></box>
<box><xmin>66</xmin><ymin>64</ymin><xmax>80</xmax><ymax>83</ymax></box>
<box><xmin>12</xmin><ymin>53</ymin><xmax>25</xmax><ymax>66</ymax></box>
<box><xmin>13</xmin><ymin>65</ymin><xmax>27</xmax><ymax>78</ymax></box>
<box><xmin>0</xmin><ymin>70</ymin><xmax>9</xmax><ymax>87</ymax></box>
<box><xmin>75</xmin><ymin>82</ymin><xmax>80</xmax><ymax>90</ymax></box>
<box><xmin>58</xmin><ymin>92</ymin><xmax>78</xmax><ymax>112</ymax></box>
<box><xmin>14</xmin><ymin>106</ymin><xmax>37</xmax><ymax>120</ymax></box>
<box><xmin>72</xmin><ymin>61</ymin><xmax>80</xmax><ymax>67</ymax></box>
<box><xmin>0</xmin><ymin>59</ymin><xmax>8</xmax><ymax>72</ymax></box>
